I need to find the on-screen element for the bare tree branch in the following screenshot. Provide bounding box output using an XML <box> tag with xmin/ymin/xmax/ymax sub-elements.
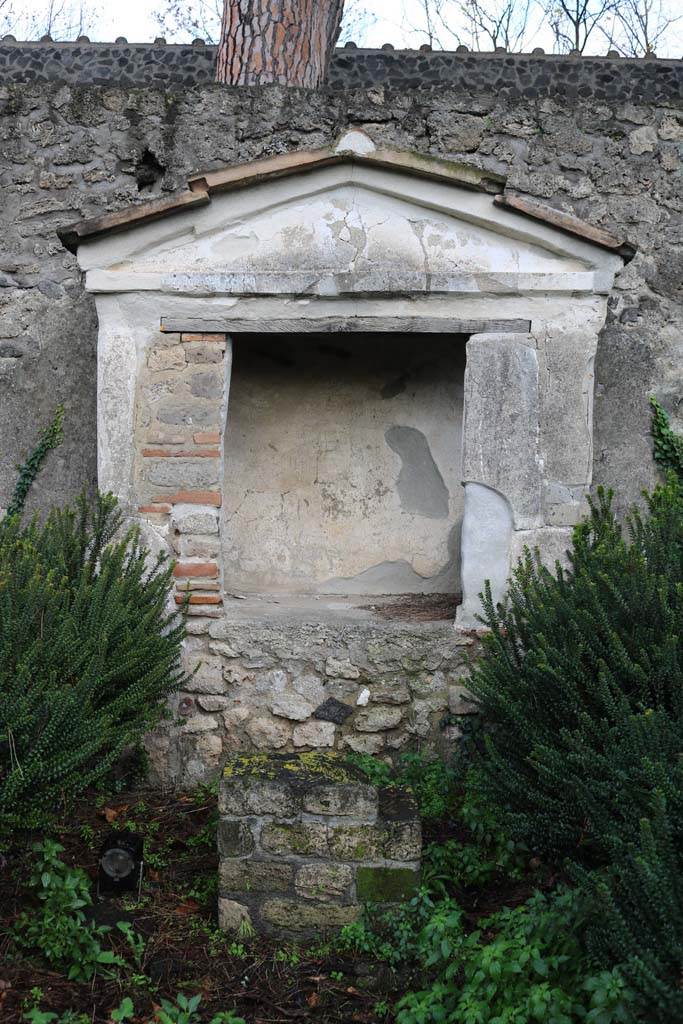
<box><xmin>1</xmin><ymin>0</ymin><xmax>99</xmax><ymax>39</ymax></box>
<box><xmin>600</xmin><ymin>0</ymin><xmax>681</xmax><ymax>55</ymax></box>
<box><xmin>543</xmin><ymin>0</ymin><xmax>616</xmax><ymax>53</ymax></box>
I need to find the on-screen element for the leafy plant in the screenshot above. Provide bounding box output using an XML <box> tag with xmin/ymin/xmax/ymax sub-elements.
<box><xmin>346</xmin><ymin>750</ymin><xmax>455</xmax><ymax>820</ymax></box>
<box><xmin>11</xmin><ymin>839</ymin><xmax>124</xmax><ymax>982</ymax></box>
<box><xmin>0</xmin><ymin>487</ymin><xmax>188</xmax><ymax>833</ymax></box>
<box><xmin>650</xmin><ymin>396</ymin><xmax>683</xmax><ymax>480</ymax></box>
<box><xmin>467</xmin><ymin>478</ymin><xmax>683</xmax><ymax>864</ymax></box>
<box><xmin>154</xmin><ymin>992</ymin><xmax>245</xmax><ymax>1024</ymax></box>
<box><xmin>395</xmin><ymin>889</ymin><xmax>635</xmax><ymax>1024</ymax></box>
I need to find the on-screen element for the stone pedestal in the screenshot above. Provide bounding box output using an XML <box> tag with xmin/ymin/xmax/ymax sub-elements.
<box><xmin>217</xmin><ymin>753</ymin><xmax>421</xmax><ymax>939</ymax></box>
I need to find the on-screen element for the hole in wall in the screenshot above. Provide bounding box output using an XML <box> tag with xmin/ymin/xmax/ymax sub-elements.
<box><xmin>135</xmin><ymin>148</ymin><xmax>166</xmax><ymax>191</ymax></box>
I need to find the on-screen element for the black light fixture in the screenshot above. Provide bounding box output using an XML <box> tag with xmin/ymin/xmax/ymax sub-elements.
<box><xmin>98</xmin><ymin>831</ymin><xmax>144</xmax><ymax>898</ymax></box>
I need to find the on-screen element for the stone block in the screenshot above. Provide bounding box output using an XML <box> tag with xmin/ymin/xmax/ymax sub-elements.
<box><xmin>356</xmin><ymin>866</ymin><xmax>420</xmax><ymax>902</ymax></box>
<box><xmin>325</xmin><ymin>657</ymin><xmax>360</xmax><ymax>679</ymax></box>
<box><xmin>294</xmin><ymin>862</ymin><xmax>354</xmax><ymax>902</ymax></box>
<box><xmin>261</xmin><ymin>821</ymin><xmax>328</xmax><ymax>857</ymax></box>
<box><xmin>292</xmin><ymin>720</ymin><xmax>336</xmax><ymax>747</ymax></box>
<box><xmin>217</xmin><ymin>820</ymin><xmax>256</xmax><ymax>857</ymax></box>
<box><xmin>171</xmin><ymin>503</ymin><xmax>219</xmax><ymax>535</ymax></box>
<box><xmin>270</xmin><ymin>694</ymin><xmax>316</xmax><ymax>721</ymax></box>
<box><xmin>244</xmin><ymin>716</ymin><xmax>291</xmax><ymax>749</ymax></box>
<box><xmin>219</xmin><ymin>777</ymin><xmax>300</xmax><ymax>817</ymax></box>
<box><xmin>260</xmin><ymin>897</ymin><xmax>359</xmax><ymax>931</ymax></box>
<box><xmin>313</xmin><ymin>697</ymin><xmax>353</xmax><ymax>723</ymax></box>
<box><xmin>148</xmin><ymin>346</ymin><xmax>185</xmax><ymax>370</ymax></box>
<box><xmin>220</xmin><ymin>858</ymin><xmax>294</xmax><ymax>894</ymax></box>
<box><xmin>302</xmin><ymin>784</ymin><xmax>377</xmax><ymax>820</ymax></box>
<box><xmin>355</xmin><ymin>706</ymin><xmax>403</xmax><ymax>732</ymax></box>
<box><xmin>385</xmin><ymin>822</ymin><xmax>422</xmax><ymax>861</ymax></box>
<box><xmin>328</xmin><ymin>825</ymin><xmax>383</xmax><ymax>861</ymax></box>
<box><xmin>218</xmin><ymin>897</ymin><xmax>252</xmax><ymax>932</ymax></box>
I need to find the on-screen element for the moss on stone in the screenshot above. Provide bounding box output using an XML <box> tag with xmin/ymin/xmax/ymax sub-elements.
<box><xmin>356</xmin><ymin>866</ymin><xmax>419</xmax><ymax>902</ymax></box>
<box><xmin>223</xmin><ymin>751</ymin><xmax>357</xmax><ymax>785</ymax></box>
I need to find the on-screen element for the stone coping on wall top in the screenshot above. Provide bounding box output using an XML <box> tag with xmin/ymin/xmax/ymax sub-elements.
<box><xmin>2</xmin><ymin>39</ymin><xmax>681</xmax><ymax>62</ymax></box>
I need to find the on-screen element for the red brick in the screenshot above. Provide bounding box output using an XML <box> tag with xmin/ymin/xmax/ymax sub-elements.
<box><xmin>138</xmin><ymin>503</ymin><xmax>172</xmax><ymax>514</ymax></box>
<box><xmin>173</xmin><ymin>561</ymin><xmax>219</xmax><ymax>579</ymax></box>
<box><xmin>142</xmin><ymin>448</ymin><xmax>220</xmax><ymax>458</ymax></box>
<box><xmin>175</xmin><ymin>593</ymin><xmax>223</xmax><ymax>605</ymax></box>
<box><xmin>154</xmin><ymin>491</ymin><xmax>222</xmax><ymax>506</ymax></box>
<box><xmin>194</xmin><ymin>431</ymin><xmax>221</xmax><ymax>445</ymax></box>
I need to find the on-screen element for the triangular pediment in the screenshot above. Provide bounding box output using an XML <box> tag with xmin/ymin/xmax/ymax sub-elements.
<box><xmin>68</xmin><ymin>134</ymin><xmax>625</xmax><ymax>297</ymax></box>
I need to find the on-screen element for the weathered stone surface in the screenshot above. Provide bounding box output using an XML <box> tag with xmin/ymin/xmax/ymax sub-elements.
<box><xmin>244</xmin><ymin>716</ymin><xmax>291</xmax><ymax>749</ymax></box>
<box><xmin>326</xmin><ymin>657</ymin><xmax>361</xmax><ymax>680</ymax></box>
<box><xmin>462</xmin><ymin>334</ymin><xmax>541</xmax><ymax>529</ymax></box>
<box><xmin>385</xmin><ymin>822</ymin><xmax>422</xmax><ymax>861</ymax></box>
<box><xmin>356</xmin><ymin>866</ymin><xmax>420</xmax><ymax>901</ymax></box>
<box><xmin>260</xmin><ymin>897</ymin><xmax>360</xmax><ymax>931</ymax></box>
<box><xmin>294</xmin><ymin>862</ymin><xmax>354</xmax><ymax>901</ymax></box>
<box><xmin>355</xmin><ymin>706</ymin><xmax>404</xmax><ymax>732</ymax></box>
<box><xmin>218</xmin><ymin>897</ymin><xmax>252</xmax><ymax>932</ymax></box>
<box><xmin>328</xmin><ymin>825</ymin><xmax>383</xmax><ymax>861</ymax></box>
<box><xmin>171</xmin><ymin>504</ymin><xmax>219</xmax><ymax>535</ymax></box>
<box><xmin>220</xmin><ymin>858</ymin><xmax>293</xmax><ymax>893</ymax></box>
<box><xmin>261</xmin><ymin>821</ymin><xmax>329</xmax><ymax>857</ymax></box>
<box><xmin>302</xmin><ymin>784</ymin><xmax>377</xmax><ymax>820</ymax></box>
<box><xmin>270</xmin><ymin>694</ymin><xmax>316</xmax><ymax>722</ymax></box>
<box><xmin>313</xmin><ymin>697</ymin><xmax>354</xmax><ymax>724</ymax></box>
<box><xmin>217</xmin><ymin>820</ymin><xmax>255</xmax><ymax>857</ymax></box>
<box><xmin>219</xmin><ymin>779</ymin><xmax>299</xmax><ymax>817</ymax></box>
<box><xmin>292</xmin><ymin>720</ymin><xmax>336</xmax><ymax>747</ymax></box>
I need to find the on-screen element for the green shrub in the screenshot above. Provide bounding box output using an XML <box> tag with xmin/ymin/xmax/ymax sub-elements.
<box><xmin>0</xmin><ymin>490</ymin><xmax>188</xmax><ymax>832</ymax></box>
<box><xmin>582</xmin><ymin>797</ymin><xmax>683</xmax><ymax>1023</ymax></box>
<box><xmin>468</xmin><ymin>478</ymin><xmax>683</xmax><ymax>863</ymax></box>
<box><xmin>396</xmin><ymin>888</ymin><xmax>635</xmax><ymax>1024</ymax></box>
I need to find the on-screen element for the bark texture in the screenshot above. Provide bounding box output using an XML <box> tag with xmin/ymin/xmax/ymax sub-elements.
<box><xmin>216</xmin><ymin>0</ymin><xmax>344</xmax><ymax>87</ymax></box>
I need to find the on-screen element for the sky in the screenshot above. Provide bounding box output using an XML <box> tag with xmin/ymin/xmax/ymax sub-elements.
<box><xmin>5</xmin><ymin>0</ymin><xmax>682</xmax><ymax>57</ymax></box>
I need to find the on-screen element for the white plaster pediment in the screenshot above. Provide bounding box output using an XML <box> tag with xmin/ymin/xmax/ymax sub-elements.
<box><xmin>79</xmin><ymin>163</ymin><xmax>621</xmax><ymax>296</ymax></box>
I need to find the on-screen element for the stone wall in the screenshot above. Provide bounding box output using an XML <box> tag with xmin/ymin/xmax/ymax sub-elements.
<box><xmin>217</xmin><ymin>753</ymin><xmax>421</xmax><ymax>938</ymax></box>
<box><xmin>1</xmin><ymin>51</ymin><xmax>681</xmax><ymax>521</ymax></box>
<box><xmin>1</xmin><ymin>41</ymin><xmax>681</xmax><ymax>102</ymax></box>
<box><xmin>152</xmin><ymin>605</ymin><xmax>473</xmax><ymax>787</ymax></box>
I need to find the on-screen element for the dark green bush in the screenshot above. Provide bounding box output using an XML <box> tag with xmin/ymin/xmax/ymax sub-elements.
<box><xmin>468</xmin><ymin>477</ymin><xmax>683</xmax><ymax>863</ymax></box>
<box><xmin>0</xmin><ymin>491</ymin><xmax>188</xmax><ymax>834</ymax></box>
<box><xmin>582</xmin><ymin>797</ymin><xmax>683</xmax><ymax>1023</ymax></box>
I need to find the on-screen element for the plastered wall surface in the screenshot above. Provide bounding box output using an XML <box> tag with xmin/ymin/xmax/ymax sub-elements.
<box><xmin>221</xmin><ymin>333</ymin><xmax>466</xmax><ymax>595</ymax></box>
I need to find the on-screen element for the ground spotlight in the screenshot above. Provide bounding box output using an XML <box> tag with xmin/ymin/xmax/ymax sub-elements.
<box><xmin>97</xmin><ymin>831</ymin><xmax>144</xmax><ymax>898</ymax></box>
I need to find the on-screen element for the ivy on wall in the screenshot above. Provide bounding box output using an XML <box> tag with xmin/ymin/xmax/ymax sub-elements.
<box><xmin>4</xmin><ymin>405</ymin><xmax>64</xmax><ymax>520</ymax></box>
<box><xmin>650</xmin><ymin>396</ymin><xmax>683</xmax><ymax>482</ymax></box>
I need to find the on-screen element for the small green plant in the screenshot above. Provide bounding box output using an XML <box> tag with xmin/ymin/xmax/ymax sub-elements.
<box><xmin>153</xmin><ymin>993</ymin><xmax>245</xmax><ymax>1024</ymax></box>
<box><xmin>12</xmin><ymin>840</ymin><xmax>124</xmax><ymax>982</ymax></box>
<box><xmin>5</xmin><ymin>405</ymin><xmax>64</xmax><ymax>520</ymax></box>
<box><xmin>116</xmin><ymin>920</ymin><xmax>146</xmax><ymax>968</ymax></box>
<box><xmin>110</xmin><ymin>998</ymin><xmax>135</xmax><ymax>1023</ymax></box>
<box><xmin>346</xmin><ymin>750</ymin><xmax>455</xmax><ymax>820</ymax></box>
<box><xmin>274</xmin><ymin>946</ymin><xmax>301</xmax><ymax>966</ymax></box>
<box><xmin>650</xmin><ymin>396</ymin><xmax>683</xmax><ymax>480</ymax></box>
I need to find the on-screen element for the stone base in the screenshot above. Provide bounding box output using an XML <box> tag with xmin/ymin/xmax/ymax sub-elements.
<box><xmin>217</xmin><ymin>753</ymin><xmax>421</xmax><ymax>939</ymax></box>
<box><xmin>145</xmin><ymin>596</ymin><xmax>479</xmax><ymax>788</ymax></box>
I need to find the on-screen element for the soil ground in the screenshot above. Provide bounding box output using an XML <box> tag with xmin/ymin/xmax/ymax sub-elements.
<box><xmin>0</xmin><ymin>785</ymin><xmax>542</xmax><ymax>1023</ymax></box>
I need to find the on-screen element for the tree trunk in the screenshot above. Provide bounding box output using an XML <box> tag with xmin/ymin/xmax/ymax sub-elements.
<box><xmin>216</xmin><ymin>0</ymin><xmax>345</xmax><ymax>87</ymax></box>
